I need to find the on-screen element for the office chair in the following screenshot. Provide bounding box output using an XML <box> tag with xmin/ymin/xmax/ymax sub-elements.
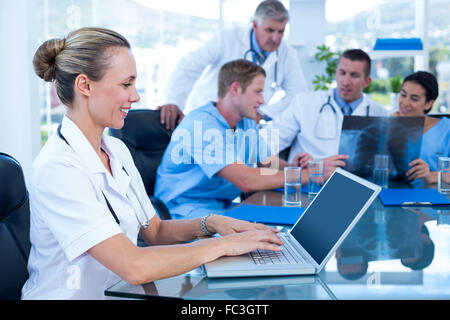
<box><xmin>429</xmin><ymin>113</ymin><xmax>449</xmax><ymax>119</ymax></box>
<box><xmin>109</xmin><ymin>109</ymin><xmax>173</xmax><ymax>220</ymax></box>
<box><xmin>278</xmin><ymin>146</ymin><xmax>291</xmax><ymax>162</ymax></box>
<box><xmin>0</xmin><ymin>153</ymin><xmax>31</xmax><ymax>300</ymax></box>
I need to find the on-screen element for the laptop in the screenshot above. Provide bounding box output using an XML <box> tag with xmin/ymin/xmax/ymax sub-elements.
<box><xmin>203</xmin><ymin>168</ymin><xmax>381</xmax><ymax>278</ymax></box>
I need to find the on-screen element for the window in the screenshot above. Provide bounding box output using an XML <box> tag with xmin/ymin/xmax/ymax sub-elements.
<box><xmin>325</xmin><ymin>0</ymin><xmax>450</xmax><ymax>113</ymax></box>
<box><xmin>36</xmin><ymin>0</ymin><xmax>289</xmax><ymax>145</ymax></box>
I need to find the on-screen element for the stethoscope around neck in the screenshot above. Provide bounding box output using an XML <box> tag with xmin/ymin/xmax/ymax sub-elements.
<box><xmin>314</xmin><ymin>95</ymin><xmax>371</xmax><ymax>140</ymax></box>
<box><xmin>243</xmin><ymin>30</ymin><xmax>280</xmax><ymax>91</ymax></box>
<box><xmin>319</xmin><ymin>95</ymin><xmax>371</xmax><ymax>116</ymax></box>
<box><xmin>57</xmin><ymin>124</ymin><xmax>150</xmax><ymax>229</ymax></box>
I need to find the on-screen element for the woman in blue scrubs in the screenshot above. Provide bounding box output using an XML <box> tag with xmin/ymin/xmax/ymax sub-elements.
<box><xmin>395</xmin><ymin>71</ymin><xmax>450</xmax><ymax>185</ymax></box>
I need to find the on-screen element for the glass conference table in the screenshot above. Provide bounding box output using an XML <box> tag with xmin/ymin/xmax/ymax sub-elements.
<box><xmin>105</xmin><ymin>183</ymin><xmax>450</xmax><ymax>300</ymax></box>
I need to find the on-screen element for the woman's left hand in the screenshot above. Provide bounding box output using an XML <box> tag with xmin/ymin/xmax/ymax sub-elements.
<box><xmin>206</xmin><ymin>215</ymin><xmax>279</xmax><ymax>237</ymax></box>
<box><xmin>406</xmin><ymin>159</ymin><xmax>431</xmax><ymax>182</ymax></box>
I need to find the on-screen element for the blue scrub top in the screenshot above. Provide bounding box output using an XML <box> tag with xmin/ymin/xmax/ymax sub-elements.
<box><xmin>411</xmin><ymin>117</ymin><xmax>450</xmax><ymax>188</ymax></box>
<box><xmin>419</xmin><ymin>117</ymin><xmax>450</xmax><ymax>171</ymax></box>
<box><xmin>155</xmin><ymin>102</ymin><xmax>271</xmax><ymax>218</ymax></box>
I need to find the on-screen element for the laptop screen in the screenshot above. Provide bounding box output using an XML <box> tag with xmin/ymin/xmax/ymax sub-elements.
<box><xmin>290</xmin><ymin>171</ymin><xmax>375</xmax><ymax>266</ymax></box>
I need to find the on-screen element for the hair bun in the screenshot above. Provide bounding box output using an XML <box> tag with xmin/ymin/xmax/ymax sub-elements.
<box><xmin>32</xmin><ymin>38</ymin><xmax>65</xmax><ymax>82</ymax></box>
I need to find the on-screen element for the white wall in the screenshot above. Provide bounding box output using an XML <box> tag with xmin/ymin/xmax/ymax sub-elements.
<box><xmin>289</xmin><ymin>0</ymin><xmax>326</xmax><ymax>92</ymax></box>
<box><xmin>0</xmin><ymin>0</ymin><xmax>41</xmax><ymax>183</ymax></box>
<box><xmin>414</xmin><ymin>0</ymin><xmax>429</xmax><ymax>71</ymax></box>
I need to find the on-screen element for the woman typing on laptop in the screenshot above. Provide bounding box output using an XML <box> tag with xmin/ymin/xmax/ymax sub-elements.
<box><xmin>22</xmin><ymin>27</ymin><xmax>283</xmax><ymax>300</ymax></box>
<box><xmin>394</xmin><ymin>71</ymin><xmax>450</xmax><ymax>186</ymax></box>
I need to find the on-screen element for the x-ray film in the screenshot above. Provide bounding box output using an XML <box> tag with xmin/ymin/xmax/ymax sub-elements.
<box><xmin>338</xmin><ymin>116</ymin><xmax>424</xmax><ymax>180</ymax></box>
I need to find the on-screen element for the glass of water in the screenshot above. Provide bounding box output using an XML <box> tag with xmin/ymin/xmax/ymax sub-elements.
<box><xmin>284</xmin><ymin>167</ymin><xmax>301</xmax><ymax>207</ymax></box>
<box><xmin>373</xmin><ymin>154</ymin><xmax>389</xmax><ymax>188</ymax></box>
<box><xmin>308</xmin><ymin>159</ymin><xmax>324</xmax><ymax>198</ymax></box>
<box><xmin>438</xmin><ymin>157</ymin><xmax>450</xmax><ymax>194</ymax></box>
<box><xmin>437</xmin><ymin>209</ymin><xmax>450</xmax><ymax>228</ymax></box>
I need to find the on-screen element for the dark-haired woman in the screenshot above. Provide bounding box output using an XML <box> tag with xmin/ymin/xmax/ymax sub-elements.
<box><xmin>395</xmin><ymin>71</ymin><xmax>450</xmax><ymax>185</ymax></box>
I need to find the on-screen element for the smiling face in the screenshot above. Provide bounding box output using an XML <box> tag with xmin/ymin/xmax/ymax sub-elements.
<box><xmin>87</xmin><ymin>46</ymin><xmax>140</xmax><ymax>129</ymax></box>
<box><xmin>252</xmin><ymin>18</ymin><xmax>286</xmax><ymax>52</ymax></box>
<box><xmin>335</xmin><ymin>57</ymin><xmax>371</xmax><ymax>103</ymax></box>
<box><xmin>235</xmin><ymin>74</ymin><xmax>265</xmax><ymax>120</ymax></box>
<box><xmin>398</xmin><ymin>81</ymin><xmax>434</xmax><ymax>116</ymax></box>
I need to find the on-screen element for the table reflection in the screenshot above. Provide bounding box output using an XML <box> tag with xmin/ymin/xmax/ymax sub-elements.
<box><xmin>183</xmin><ymin>275</ymin><xmax>335</xmax><ymax>300</ymax></box>
<box><xmin>335</xmin><ymin>201</ymin><xmax>436</xmax><ymax>281</ymax></box>
<box><xmin>106</xmin><ymin>185</ymin><xmax>450</xmax><ymax>300</ymax></box>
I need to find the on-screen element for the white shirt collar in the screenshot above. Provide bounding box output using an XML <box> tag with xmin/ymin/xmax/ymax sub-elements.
<box><xmin>59</xmin><ymin>116</ymin><xmax>131</xmax><ymax>196</ymax></box>
<box><xmin>243</xmin><ymin>27</ymin><xmax>276</xmax><ymax>65</ymax></box>
<box><xmin>60</xmin><ymin>116</ymin><xmax>107</xmax><ymax>174</ymax></box>
<box><xmin>328</xmin><ymin>89</ymin><xmax>368</xmax><ymax>112</ymax></box>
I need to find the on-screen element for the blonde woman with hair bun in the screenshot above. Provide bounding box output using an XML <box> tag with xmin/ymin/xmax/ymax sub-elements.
<box><xmin>22</xmin><ymin>27</ymin><xmax>282</xmax><ymax>300</ymax></box>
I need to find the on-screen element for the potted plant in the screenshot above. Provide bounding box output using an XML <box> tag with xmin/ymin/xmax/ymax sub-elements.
<box><xmin>312</xmin><ymin>45</ymin><xmax>341</xmax><ymax>91</ymax></box>
<box><xmin>389</xmin><ymin>75</ymin><xmax>403</xmax><ymax>111</ymax></box>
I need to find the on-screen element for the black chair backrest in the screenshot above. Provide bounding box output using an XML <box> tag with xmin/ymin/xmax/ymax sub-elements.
<box><xmin>0</xmin><ymin>153</ymin><xmax>31</xmax><ymax>300</ymax></box>
<box><xmin>278</xmin><ymin>146</ymin><xmax>291</xmax><ymax>162</ymax></box>
<box><xmin>429</xmin><ymin>113</ymin><xmax>449</xmax><ymax>119</ymax></box>
<box><xmin>109</xmin><ymin>109</ymin><xmax>172</xmax><ymax>196</ymax></box>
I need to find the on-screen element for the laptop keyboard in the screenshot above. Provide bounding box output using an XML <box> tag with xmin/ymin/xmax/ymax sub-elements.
<box><xmin>250</xmin><ymin>235</ymin><xmax>306</xmax><ymax>265</ymax></box>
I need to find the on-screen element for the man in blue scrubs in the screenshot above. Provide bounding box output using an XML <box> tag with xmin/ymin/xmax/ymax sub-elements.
<box><xmin>155</xmin><ymin>59</ymin><xmax>309</xmax><ymax>219</ymax></box>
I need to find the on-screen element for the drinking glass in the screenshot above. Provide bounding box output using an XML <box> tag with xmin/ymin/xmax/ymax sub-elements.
<box><xmin>284</xmin><ymin>167</ymin><xmax>301</xmax><ymax>206</ymax></box>
<box><xmin>373</xmin><ymin>154</ymin><xmax>389</xmax><ymax>188</ymax></box>
<box><xmin>308</xmin><ymin>159</ymin><xmax>324</xmax><ymax>198</ymax></box>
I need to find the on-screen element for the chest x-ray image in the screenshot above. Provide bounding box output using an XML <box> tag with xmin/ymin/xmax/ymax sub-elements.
<box><xmin>338</xmin><ymin>116</ymin><xmax>424</xmax><ymax>180</ymax></box>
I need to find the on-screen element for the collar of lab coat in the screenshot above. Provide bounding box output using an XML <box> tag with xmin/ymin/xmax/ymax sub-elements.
<box><xmin>59</xmin><ymin>116</ymin><xmax>131</xmax><ymax>196</ymax></box>
<box><xmin>240</xmin><ymin>27</ymin><xmax>252</xmax><ymax>48</ymax></box>
<box><xmin>327</xmin><ymin>89</ymin><xmax>369</xmax><ymax>114</ymax></box>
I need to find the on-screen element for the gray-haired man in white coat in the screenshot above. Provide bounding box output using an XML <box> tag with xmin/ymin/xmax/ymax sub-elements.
<box><xmin>158</xmin><ymin>0</ymin><xmax>308</xmax><ymax>129</ymax></box>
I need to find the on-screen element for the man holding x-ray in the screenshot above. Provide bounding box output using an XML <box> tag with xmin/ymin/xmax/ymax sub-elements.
<box><xmin>265</xmin><ymin>49</ymin><xmax>388</xmax><ymax>172</ymax></box>
<box><xmin>158</xmin><ymin>0</ymin><xmax>308</xmax><ymax>127</ymax></box>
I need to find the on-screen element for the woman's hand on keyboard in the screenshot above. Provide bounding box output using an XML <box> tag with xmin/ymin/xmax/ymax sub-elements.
<box><xmin>219</xmin><ymin>230</ymin><xmax>284</xmax><ymax>256</ymax></box>
<box><xmin>205</xmin><ymin>215</ymin><xmax>279</xmax><ymax>237</ymax></box>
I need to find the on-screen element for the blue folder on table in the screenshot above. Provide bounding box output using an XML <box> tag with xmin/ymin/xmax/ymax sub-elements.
<box><xmin>224</xmin><ymin>204</ymin><xmax>305</xmax><ymax>225</ymax></box>
<box><xmin>379</xmin><ymin>189</ymin><xmax>450</xmax><ymax>206</ymax></box>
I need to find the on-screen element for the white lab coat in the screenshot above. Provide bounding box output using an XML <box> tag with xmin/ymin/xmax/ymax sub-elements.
<box><xmin>22</xmin><ymin>116</ymin><xmax>156</xmax><ymax>300</ymax></box>
<box><xmin>164</xmin><ymin>26</ymin><xmax>308</xmax><ymax>120</ymax></box>
<box><xmin>266</xmin><ymin>89</ymin><xmax>388</xmax><ymax>163</ymax></box>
